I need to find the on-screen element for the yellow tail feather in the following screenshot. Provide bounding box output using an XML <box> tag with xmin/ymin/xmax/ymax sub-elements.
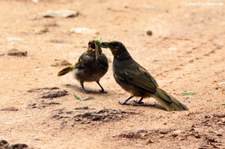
<box><xmin>154</xmin><ymin>88</ymin><xmax>188</xmax><ymax>111</ymax></box>
<box><xmin>57</xmin><ymin>66</ymin><xmax>75</xmax><ymax>76</ymax></box>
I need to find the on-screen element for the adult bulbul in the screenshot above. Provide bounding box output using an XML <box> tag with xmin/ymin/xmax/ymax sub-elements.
<box><xmin>100</xmin><ymin>41</ymin><xmax>188</xmax><ymax>111</ymax></box>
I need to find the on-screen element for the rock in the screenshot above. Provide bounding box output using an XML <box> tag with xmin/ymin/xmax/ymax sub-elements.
<box><xmin>41</xmin><ymin>89</ymin><xmax>68</xmax><ymax>99</ymax></box>
<box><xmin>0</xmin><ymin>107</ymin><xmax>19</xmax><ymax>111</ymax></box>
<box><xmin>0</xmin><ymin>140</ymin><xmax>29</xmax><ymax>149</ymax></box>
<box><xmin>221</xmin><ymin>118</ymin><xmax>225</xmax><ymax>123</ymax></box>
<box><xmin>6</xmin><ymin>37</ymin><xmax>22</xmax><ymax>42</ymax></box>
<box><xmin>91</xmin><ymin>115</ymin><xmax>103</xmax><ymax>121</ymax></box>
<box><xmin>168</xmin><ymin>47</ymin><xmax>177</xmax><ymax>51</ymax></box>
<box><xmin>213</xmin><ymin>113</ymin><xmax>225</xmax><ymax>118</ymax></box>
<box><xmin>118</xmin><ymin>132</ymin><xmax>142</xmax><ymax>139</ymax></box>
<box><xmin>70</xmin><ymin>27</ymin><xmax>98</xmax><ymax>34</ymax></box>
<box><xmin>171</xmin><ymin>130</ymin><xmax>182</xmax><ymax>137</ymax></box>
<box><xmin>74</xmin><ymin>106</ymin><xmax>89</xmax><ymax>110</ymax></box>
<box><xmin>65</xmin><ymin>111</ymin><xmax>73</xmax><ymax>114</ymax></box>
<box><xmin>43</xmin><ymin>10</ymin><xmax>79</xmax><ymax>18</ymax></box>
<box><xmin>212</xmin><ymin>131</ymin><xmax>223</xmax><ymax>136</ymax></box>
<box><xmin>146</xmin><ymin>30</ymin><xmax>153</xmax><ymax>36</ymax></box>
<box><xmin>7</xmin><ymin>49</ymin><xmax>27</xmax><ymax>57</ymax></box>
<box><xmin>27</xmin><ymin>87</ymin><xmax>68</xmax><ymax>98</ymax></box>
<box><xmin>146</xmin><ymin>139</ymin><xmax>154</xmax><ymax>144</ymax></box>
<box><xmin>218</xmin><ymin>82</ymin><xmax>225</xmax><ymax>88</ymax></box>
<box><xmin>34</xmin><ymin>27</ymin><xmax>49</xmax><ymax>34</ymax></box>
<box><xmin>9</xmin><ymin>143</ymin><xmax>28</xmax><ymax>149</ymax></box>
<box><xmin>0</xmin><ymin>140</ymin><xmax>9</xmax><ymax>148</ymax></box>
<box><xmin>213</xmin><ymin>39</ymin><xmax>224</xmax><ymax>49</ymax></box>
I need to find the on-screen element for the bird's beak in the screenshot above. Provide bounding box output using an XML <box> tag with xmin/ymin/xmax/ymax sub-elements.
<box><xmin>100</xmin><ymin>42</ymin><xmax>117</xmax><ymax>56</ymax></box>
<box><xmin>100</xmin><ymin>42</ymin><xmax>111</xmax><ymax>48</ymax></box>
<box><xmin>96</xmin><ymin>41</ymin><xmax>117</xmax><ymax>56</ymax></box>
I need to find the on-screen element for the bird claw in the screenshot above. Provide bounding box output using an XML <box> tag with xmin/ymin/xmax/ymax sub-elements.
<box><xmin>133</xmin><ymin>100</ymin><xmax>144</xmax><ymax>104</ymax></box>
<box><xmin>81</xmin><ymin>89</ymin><xmax>90</xmax><ymax>94</ymax></box>
<box><xmin>118</xmin><ymin>101</ymin><xmax>128</xmax><ymax>105</ymax></box>
<box><xmin>99</xmin><ymin>90</ymin><xmax>107</xmax><ymax>94</ymax></box>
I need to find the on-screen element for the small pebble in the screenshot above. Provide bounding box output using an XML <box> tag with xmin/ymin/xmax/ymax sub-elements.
<box><xmin>213</xmin><ymin>39</ymin><xmax>224</xmax><ymax>49</ymax></box>
<box><xmin>146</xmin><ymin>30</ymin><xmax>153</xmax><ymax>36</ymax></box>
<box><xmin>34</xmin><ymin>27</ymin><xmax>49</xmax><ymax>34</ymax></box>
<box><xmin>43</xmin><ymin>10</ymin><xmax>79</xmax><ymax>18</ymax></box>
<box><xmin>168</xmin><ymin>47</ymin><xmax>177</xmax><ymax>51</ymax></box>
<box><xmin>172</xmin><ymin>130</ymin><xmax>182</xmax><ymax>137</ymax></box>
<box><xmin>0</xmin><ymin>107</ymin><xmax>19</xmax><ymax>111</ymax></box>
<box><xmin>7</xmin><ymin>49</ymin><xmax>27</xmax><ymax>57</ymax></box>
<box><xmin>218</xmin><ymin>82</ymin><xmax>225</xmax><ymax>88</ymax></box>
<box><xmin>9</xmin><ymin>143</ymin><xmax>28</xmax><ymax>149</ymax></box>
<box><xmin>74</xmin><ymin>106</ymin><xmax>89</xmax><ymax>110</ymax></box>
<box><xmin>0</xmin><ymin>140</ymin><xmax>9</xmax><ymax>148</ymax></box>
<box><xmin>146</xmin><ymin>139</ymin><xmax>154</xmax><ymax>144</ymax></box>
<box><xmin>6</xmin><ymin>37</ymin><xmax>22</xmax><ymax>42</ymax></box>
<box><xmin>70</xmin><ymin>27</ymin><xmax>98</xmax><ymax>34</ymax></box>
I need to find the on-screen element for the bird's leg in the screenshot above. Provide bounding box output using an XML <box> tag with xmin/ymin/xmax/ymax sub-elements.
<box><xmin>119</xmin><ymin>96</ymin><xmax>134</xmax><ymax>105</ymax></box>
<box><xmin>96</xmin><ymin>81</ymin><xmax>107</xmax><ymax>93</ymax></box>
<box><xmin>133</xmin><ymin>97</ymin><xmax>144</xmax><ymax>104</ymax></box>
<box><xmin>80</xmin><ymin>81</ymin><xmax>89</xmax><ymax>94</ymax></box>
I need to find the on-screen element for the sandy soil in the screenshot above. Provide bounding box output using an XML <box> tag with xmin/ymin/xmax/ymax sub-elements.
<box><xmin>0</xmin><ymin>0</ymin><xmax>225</xmax><ymax>148</ymax></box>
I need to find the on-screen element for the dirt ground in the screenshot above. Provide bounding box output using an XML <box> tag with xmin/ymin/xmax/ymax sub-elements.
<box><xmin>0</xmin><ymin>0</ymin><xmax>225</xmax><ymax>148</ymax></box>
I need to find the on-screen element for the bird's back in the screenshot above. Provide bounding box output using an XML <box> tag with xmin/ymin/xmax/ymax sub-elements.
<box><xmin>113</xmin><ymin>57</ymin><xmax>158</xmax><ymax>96</ymax></box>
<box><xmin>75</xmin><ymin>52</ymin><xmax>108</xmax><ymax>82</ymax></box>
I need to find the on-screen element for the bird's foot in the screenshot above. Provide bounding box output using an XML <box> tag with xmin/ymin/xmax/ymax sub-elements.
<box><xmin>99</xmin><ymin>89</ymin><xmax>107</xmax><ymax>94</ymax></box>
<box><xmin>118</xmin><ymin>101</ymin><xmax>128</xmax><ymax>105</ymax></box>
<box><xmin>133</xmin><ymin>100</ymin><xmax>144</xmax><ymax>104</ymax></box>
<box><xmin>81</xmin><ymin>89</ymin><xmax>90</xmax><ymax>94</ymax></box>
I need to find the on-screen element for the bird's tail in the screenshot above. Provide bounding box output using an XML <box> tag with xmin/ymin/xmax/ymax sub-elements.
<box><xmin>57</xmin><ymin>65</ymin><xmax>75</xmax><ymax>76</ymax></box>
<box><xmin>153</xmin><ymin>88</ymin><xmax>188</xmax><ymax>111</ymax></box>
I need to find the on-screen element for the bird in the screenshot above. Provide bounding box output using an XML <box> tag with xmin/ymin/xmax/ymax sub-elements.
<box><xmin>58</xmin><ymin>40</ymin><xmax>109</xmax><ymax>93</ymax></box>
<box><xmin>99</xmin><ymin>41</ymin><xmax>188</xmax><ymax>111</ymax></box>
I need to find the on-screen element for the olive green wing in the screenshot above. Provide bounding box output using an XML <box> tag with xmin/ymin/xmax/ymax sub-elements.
<box><xmin>118</xmin><ymin>66</ymin><xmax>158</xmax><ymax>94</ymax></box>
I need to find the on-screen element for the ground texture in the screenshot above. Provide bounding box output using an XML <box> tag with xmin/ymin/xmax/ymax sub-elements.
<box><xmin>0</xmin><ymin>0</ymin><xmax>225</xmax><ymax>148</ymax></box>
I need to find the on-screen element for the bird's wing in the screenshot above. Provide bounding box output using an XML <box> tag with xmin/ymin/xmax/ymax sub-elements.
<box><xmin>75</xmin><ymin>53</ymin><xmax>95</xmax><ymax>69</ymax></box>
<box><xmin>118</xmin><ymin>65</ymin><xmax>158</xmax><ymax>94</ymax></box>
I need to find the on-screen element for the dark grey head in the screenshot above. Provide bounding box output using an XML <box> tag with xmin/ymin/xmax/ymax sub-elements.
<box><xmin>100</xmin><ymin>41</ymin><xmax>131</xmax><ymax>60</ymax></box>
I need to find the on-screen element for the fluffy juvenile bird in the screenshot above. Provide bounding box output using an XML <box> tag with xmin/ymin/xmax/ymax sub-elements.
<box><xmin>58</xmin><ymin>40</ymin><xmax>108</xmax><ymax>93</ymax></box>
<box><xmin>100</xmin><ymin>41</ymin><xmax>188</xmax><ymax>111</ymax></box>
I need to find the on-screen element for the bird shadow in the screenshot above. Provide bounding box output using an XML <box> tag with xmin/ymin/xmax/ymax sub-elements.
<box><xmin>62</xmin><ymin>84</ymin><xmax>165</xmax><ymax>110</ymax></box>
<box><xmin>63</xmin><ymin>84</ymin><xmax>108</xmax><ymax>95</ymax></box>
<box><xmin>123</xmin><ymin>101</ymin><xmax>165</xmax><ymax>110</ymax></box>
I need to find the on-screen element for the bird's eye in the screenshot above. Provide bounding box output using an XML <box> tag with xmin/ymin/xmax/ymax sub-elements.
<box><xmin>115</xmin><ymin>46</ymin><xmax>120</xmax><ymax>49</ymax></box>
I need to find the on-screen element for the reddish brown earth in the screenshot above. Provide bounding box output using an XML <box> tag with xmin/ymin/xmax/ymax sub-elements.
<box><xmin>0</xmin><ymin>0</ymin><xmax>225</xmax><ymax>148</ymax></box>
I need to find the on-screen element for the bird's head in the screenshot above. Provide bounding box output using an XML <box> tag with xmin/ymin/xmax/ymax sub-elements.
<box><xmin>87</xmin><ymin>40</ymin><xmax>102</xmax><ymax>60</ymax></box>
<box><xmin>99</xmin><ymin>41</ymin><xmax>130</xmax><ymax>59</ymax></box>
